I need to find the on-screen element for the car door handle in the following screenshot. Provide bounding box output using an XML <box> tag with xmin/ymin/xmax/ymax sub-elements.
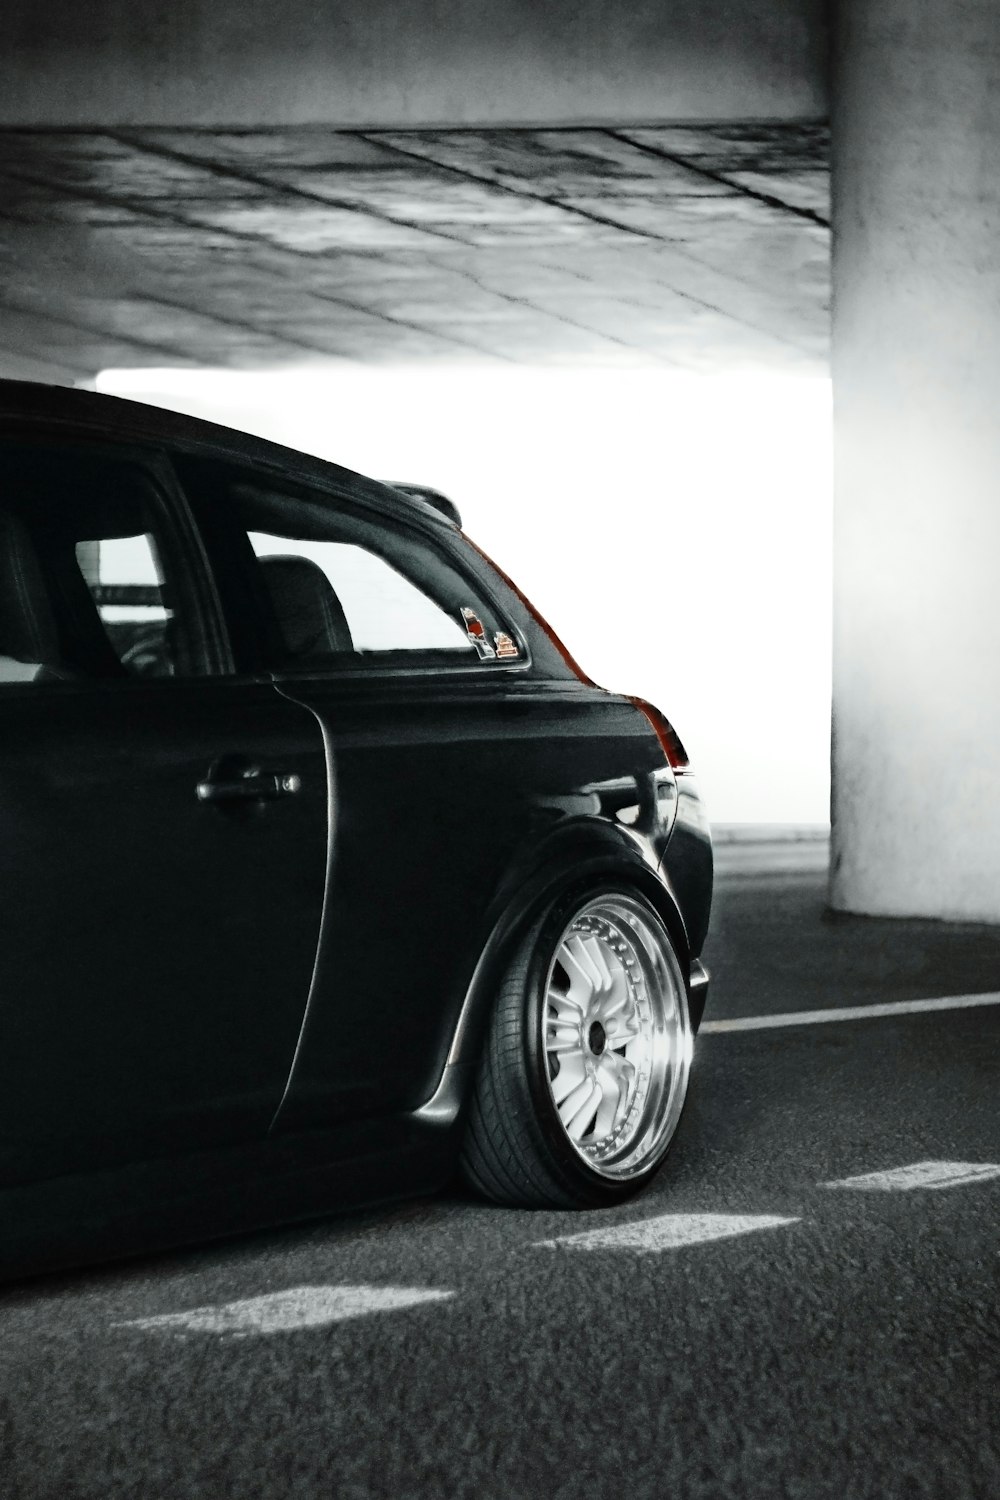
<box><xmin>196</xmin><ymin>766</ymin><xmax>302</xmax><ymax>804</ymax></box>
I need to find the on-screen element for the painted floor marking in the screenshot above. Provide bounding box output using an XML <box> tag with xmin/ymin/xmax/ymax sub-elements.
<box><xmin>121</xmin><ymin>1284</ymin><xmax>455</xmax><ymax>1337</ymax></box>
<box><xmin>824</xmin><ymin>1160</ymin><xmax>1000</xmax><ymax>1193</ymax></box>
<box><xmin>701</xmin><ymin>991</ymin><xmax>1000</xmax><ymax>1034</ymax></box>
<box><xmin>536</xmin><ymin>1212</ymin><xmax>799</xmax><ymax>1253</ymax></box>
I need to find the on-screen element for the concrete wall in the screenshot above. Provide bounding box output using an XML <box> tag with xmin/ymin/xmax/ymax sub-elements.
<box><xmin>830</xmin><ymin>0</ymin><xmax>1000</xmax><ymax>919</ymax></box>
<box><xmin>3</xmin><ymin>1</ymin><xmax>828</xmax><ymax>128</ymax></box>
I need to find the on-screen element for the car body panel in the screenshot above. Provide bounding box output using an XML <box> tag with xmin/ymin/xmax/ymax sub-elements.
<box><xmin>666</xmin><ymin>773</ymin><xmax>714</xmax><ymax>960</ymax></box>
<box><xmin>269</xmin><ymin>675</ymin><xmax>678</xmax><ymax>1131</ymax></box>
<box><xmin>0</xmin><ymin>678</ymin><xmax>328</xmax><ymax>1185</ymax></box>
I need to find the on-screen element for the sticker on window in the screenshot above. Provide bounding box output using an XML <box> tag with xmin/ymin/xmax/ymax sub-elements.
<box><xmin>494</xmin><ymin>632</ymin><xmax>519</xmax><ymax>660</ymax></box>
<box><xmin>461</xmin><ymin>608</ymin><xmax>496</xmax><ymax>660</ymax></box>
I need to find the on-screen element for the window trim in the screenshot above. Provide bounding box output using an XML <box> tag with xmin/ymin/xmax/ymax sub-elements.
<box><xmin>171</xmin><ymin>454</ymin><xmax>532</xmax><ymax>683</ymax></box>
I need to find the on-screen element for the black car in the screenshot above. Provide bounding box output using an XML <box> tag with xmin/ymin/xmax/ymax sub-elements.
<box><xmin>0</xmin><ymin>381</ymin><xmax>712</xmax><ymax>1276</ymax></box>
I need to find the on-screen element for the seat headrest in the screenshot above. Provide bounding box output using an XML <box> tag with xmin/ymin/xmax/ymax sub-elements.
<box><xmin>258</xmin><ymin>554</ymin><xmax>354</xmax><ymax>659</ymax></box>
<box><xmin>0</xmin><ymin>509</ymin><xmax>62</xmax><ymax>668</ymax></box>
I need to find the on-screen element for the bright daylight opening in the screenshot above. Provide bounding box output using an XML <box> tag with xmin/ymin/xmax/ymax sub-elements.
<box><xmin>96</xmin><ymin>366</ymin><xmax>832</xmax><ymax>826</ymax></box>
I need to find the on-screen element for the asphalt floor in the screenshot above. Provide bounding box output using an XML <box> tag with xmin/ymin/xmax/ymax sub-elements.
<box><xmin>2</xmin><ymin>856</ymin><xmax>999</xmax><ymax>1499</ymax></box>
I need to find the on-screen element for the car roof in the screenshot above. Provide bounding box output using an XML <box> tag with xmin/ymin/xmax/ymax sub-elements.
<box><xmin>0</xmin><ymin>379</ymin><xmax>457</xmax><ymax>530</ymax></box>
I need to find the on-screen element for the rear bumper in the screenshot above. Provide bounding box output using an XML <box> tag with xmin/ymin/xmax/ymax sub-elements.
<box><xmin>689</xmin><ymin>957</ymin><xmax>710</xmax><ymax>1032</ymax></box>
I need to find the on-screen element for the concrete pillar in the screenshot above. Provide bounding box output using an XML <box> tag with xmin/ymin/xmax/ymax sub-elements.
<box><xmin>831</xmin><ymin>1</ymin><xmax>1000</xmax><ymax>919</ymax></box>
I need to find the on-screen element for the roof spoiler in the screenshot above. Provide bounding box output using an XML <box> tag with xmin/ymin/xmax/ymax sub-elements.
<box><xmin>385</xmin><ymin>481</ymin><xmax>462</xmax><ymax>528</ymax></box>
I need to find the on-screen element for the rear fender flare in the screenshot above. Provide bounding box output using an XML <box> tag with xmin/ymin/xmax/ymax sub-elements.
<box><xmin>445</xmin><ymin>838</ymin><xmax>691</xmax><ymax>1076</ymax></box>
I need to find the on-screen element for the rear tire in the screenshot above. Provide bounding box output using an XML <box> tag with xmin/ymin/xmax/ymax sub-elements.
<box><xmin>460</xmin><ymin>886</ymin><xmax>692</xmax><ymax>1209</ymax></box>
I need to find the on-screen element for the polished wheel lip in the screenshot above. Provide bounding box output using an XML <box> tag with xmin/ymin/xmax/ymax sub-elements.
<box><xmin>541</xmin><ymin>893</ymin><xmax>691</xmax><ymax>1182</ymax></box>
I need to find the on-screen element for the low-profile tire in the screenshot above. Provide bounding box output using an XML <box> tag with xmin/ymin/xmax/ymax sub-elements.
<box><xmin>460</xmin><ymin>885</ymin><xmax>693</xmax><ymax>1209</ymax></box>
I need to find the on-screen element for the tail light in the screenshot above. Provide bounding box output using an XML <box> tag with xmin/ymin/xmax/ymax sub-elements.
<box><xmin>461</xmin><ymin>535</ymin><xmax>689</xmax><ymax>772</ymax></box>
<box><xmin>627</xmin><ymin>696</ymin><xmax>690</xmax><ymax>771</ymax></box>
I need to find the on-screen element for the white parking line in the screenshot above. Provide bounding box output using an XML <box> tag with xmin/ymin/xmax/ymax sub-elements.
<box><xmin>823</xmin><ymin>1161</ymin><xmax>1000</xmax><ymax>1192</ymax></box>
<box><xmin>700</xmin><ymin>991</ymin><xmax>1000</xmax><ymax>1034</ymax></box>
<box><xmin>120</xmin><ymin>1284</ymin><xmax>455</xmax><ymax>1337</ymax></box>
<box><xmin>536</xmin><ymin>1212</ymin><xmax>799</xmax><ymax>1253</ymax></box>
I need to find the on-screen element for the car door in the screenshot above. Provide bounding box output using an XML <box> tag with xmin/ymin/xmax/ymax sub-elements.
<box><xmin>177</xmin><ymin>454</ymin><xmax>666</xmax><ymax>1133</ymax></box>
<box><xmin>0</xmin><ymin>432</ymin><xmax>328</xmax><ymax>1185</ymax></box>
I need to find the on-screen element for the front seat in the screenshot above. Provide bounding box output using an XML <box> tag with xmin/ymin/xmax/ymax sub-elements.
<box><xmin>258</xmin><ymin>553</ymin><xmax>354</xmax><ymax>660</ymax></box>
<box><xmin>0</xmin><ymin>509</ymin><xmax>65</xmax><ymax>682</ymax></box>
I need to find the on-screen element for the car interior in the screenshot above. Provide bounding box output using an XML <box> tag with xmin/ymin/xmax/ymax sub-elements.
<box><xmin>0</xmin><ymin>444</ymin><xmax>191</xmax><ymax>681</ymax></box>
<box><xmin>257</xmin><ymin>553</ymin><xmax>355</xmax><ymax>658</ymax></box>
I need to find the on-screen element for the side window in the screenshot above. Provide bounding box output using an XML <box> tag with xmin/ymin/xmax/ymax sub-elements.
<box><xmin>178</xmin><ymin>457</ymin><xmax>522</xmax><ymax>675</ymax></box>
<box><xmin>0</xmin><ymin>441</ymin><xmax>207</xmax><ymax>683</ymax></box>
<box><xmin>248</xmin><ymin>533</ymin><xmax>472</xmax><ymax>655</ymax></box>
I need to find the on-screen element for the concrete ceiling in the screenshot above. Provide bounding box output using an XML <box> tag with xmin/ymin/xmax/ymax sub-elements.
<box><xmin>0</xmin><ymin>123</ymin><xmax>829</xmax><ymax>383</ymax></box>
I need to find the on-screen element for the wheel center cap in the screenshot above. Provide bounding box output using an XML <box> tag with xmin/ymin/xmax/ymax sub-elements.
<box><xmin>588</xmin><ymin>1021</ymin><xmax>607</xmax><ymax>1056</ymax></box>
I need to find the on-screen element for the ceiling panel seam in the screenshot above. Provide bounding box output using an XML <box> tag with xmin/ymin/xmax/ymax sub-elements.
<box><xmin>422</xmin><ymin>258</ymin><xmax>686</xmax><ymax>366</ymax></box>
<box><xmin>0</xmin><ymin>161</ymin><xmax>518</xmax><ymax>361</ymax></box>
<box><xmin>0</xmin><ymin>295</ymin><xmax>201</xmax><ymax>363</ymax></box>
<box><xmin>357</xmin><ymin>131</ymin><xmax>824</xmax><ymax>351</ymax></box>
<box><xmin>104</xmin><ymin>131</ymin><xmax>474</xmax><ymax>248</ymax></box>
<box><xmin>604</xmin><ymin>128</ymin><xmax>831</xmax><ymax>228</ymax></box>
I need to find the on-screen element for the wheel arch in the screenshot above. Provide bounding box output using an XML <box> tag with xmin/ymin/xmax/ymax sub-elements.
<box><xmin>445</xmin><ymin>825</ymin><xmax>692</xmax><ymax>1080</ymax></box>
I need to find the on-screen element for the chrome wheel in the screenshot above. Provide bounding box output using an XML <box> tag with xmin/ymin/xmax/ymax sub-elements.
<box><xmin>542</xmin><ymin>894</ymin><xmax>691</xmax><ymax>1180</ymax></box>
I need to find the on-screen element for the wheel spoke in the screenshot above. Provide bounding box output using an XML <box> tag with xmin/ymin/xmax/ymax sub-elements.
<box><xmin>548</xmin><ymin>1014</ymin><xmax>587</xmax><ymax>1050</ymax></box>
<box><xmin>592</xmin><ymin>1066</ymin><xmax>623</xmax><ymax>1137</ymax></box>
<box><xmin>547</xmin><ymin>986</ymin><xmax>585</xmax><ymax>1019</ymax></box>
<box><xmin>580</xmin><ymin>934</ymin><xmax>614</xmax><ymax>992</ymax></box>
<box><xmin>557</xmin><ymin>1076</ymin><xmax>596</xmax><ymax>1129</ymax></box>
<box><xmin>553</xmin><ymin>949</ymin><xmax>595</xmax><ymax>1011</ymax></box>
<box><xmin>598</xmin><ymin>965</ymin><xmax>631</xmax><ymax>1020</ymax></box>
<box><xmin>545</xmin><ymin>1027</ymin><xmax>583</xmax><ymax>1054</ymax></box>
<box><xmin>599</xmin><ymin>1052</ymin><xmax>635</xmax><ymax>1129</ymax></box>
<box><xmin>563</xmin><ymin>1079</ymin><xmax>602</xmax><ymax>1139</ymax></box>
<box><xmin>564</xmin><ymin>934</ymin><xmax>606</xmax><ymax>995</ymax></box>
<box><xmin>550</xmin><ymin>1055</ymin><xmax>587</xmax><ymax>1105</ymax></box>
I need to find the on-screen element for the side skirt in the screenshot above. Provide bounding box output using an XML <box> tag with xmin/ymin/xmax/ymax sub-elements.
<box><xmin>0</xmin><ymin>1065</ymin><xmax>471</xmax><ymax>1283</ymax></box>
